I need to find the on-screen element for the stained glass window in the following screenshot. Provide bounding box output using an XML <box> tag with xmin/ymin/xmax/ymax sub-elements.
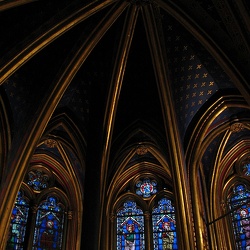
<box><xmin>32</xmin><ymin>196</ymin><xmax>65</xmax><ymax>250</ymax></box>
<box><xmin>135</xmin><ymin>178</ymin><xmax>157</xmax><ymax>198</ymax></box>
<box><xmin>152</xmin><ymin>197</ymin><xmax>178</xmax><ymax>250</ymax></box>
<box><xmin>6</xmin><ymin>191</ymin><xmax>30</xmax><ymax>250</ymax></box>
<box><xmin>228</xmin><ymin>184</ymin><xmax>250</xmax><ymax>249</ymax></box>
<box><xmin>27</xmin><ymin>169</ymin><xmax>50</xmax><ymax>191</ymax></box>
<box><xmin>117</xmin><ymin>201</ymin><xmax>145</xmax><ymax>250</ymax></box>
<box><xmin>243</xmin><ymin>163</ymin><xmax>250</xmax><ymax>176</ymax></box>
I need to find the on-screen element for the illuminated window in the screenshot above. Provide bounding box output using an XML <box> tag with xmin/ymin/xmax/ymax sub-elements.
<box><xmin>243</xmin><ymin>164</ymin><xmax>250</xmax><ymax>176</ymax></box>
<box><xmin>115</xmin><ymin>176</ymin><xmax>178</xmax><ymax>249</ymax></box>
<box><xmin>27</xmin><ymin>169</ymin><xmax>49</xmax><ymax>191</ymax></box>
<box><xmin>7</xmin><ymin>191</ymin><xmax>29</xmax><ymax>249</ymax></box>
<box><xmin>228</xmin><ymin>184</ymin><xmax>250</xmax><ymax>249</ymax></box>
<box><xmin>33</xmin><ymin>196</ymin><xmax>65</xmax><ymax>249</ymax></box>
<box><xmin>135</xmin><ymin>178</ymin><xmax>157</xmax><ymax>198</ymax></box>
<box><xmin>152</xmin><ymin>198</ymin><xmax>178</xmax><ymax>249</ymax></box>
<box><xmin>117</xmin><ymin>201</ymin><xmax>145</xmax><ymax>249</ymax></box>
<box><xmin>6</xmin><ymin>167</ymin><xmax>68</xmax><ymax>250</ymax></box>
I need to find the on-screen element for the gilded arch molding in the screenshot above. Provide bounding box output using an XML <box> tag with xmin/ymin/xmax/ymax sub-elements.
<box><xmin>186</xmin><ymin>93</ymin><xmax>250</xmax><ymax>249</ymax></box>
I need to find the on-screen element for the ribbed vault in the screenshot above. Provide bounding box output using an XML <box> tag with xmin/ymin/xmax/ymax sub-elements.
<box><xmin>1</xmin><ymin>0</ymin><xmax>250</xmax><ymax>249</ymax></box>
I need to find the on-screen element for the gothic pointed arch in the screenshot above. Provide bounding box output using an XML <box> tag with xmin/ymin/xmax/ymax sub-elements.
<box><xmin>5</xmin><ymin>110</ymin><xmax>85</xmax><ymax>249</ymax></box>
<box><xmin>1</xmin><ymin>0</ymin><xmax>250</xmax><ymax>249</ymax></box>
<box><xmin>105</xmin><ymin>125</ymin><xmax>177</xmax><ymax>249</ymax></box>
<box><xmin>44</xmin><ymin>109</ymin><xmax>87</xmax><ymax>161</ymax></box>
<box><xmin>186</xmin><ymin>91</ymin><xmax>250</xmax><ymax>249</ymax></box>
<box><xmin>209</xmin><ymin>141</ymin><xmax>250</xmax><ymax>249</ymax></box>
<box><xmin>110</xmin><ymin>120</ymin><xmax>168</xmax><ymax>166</ymax></box>
<box><xmin>6</xmin><ymin>140</ymin><xmax>83</xmax><ymax>249</ymax></box>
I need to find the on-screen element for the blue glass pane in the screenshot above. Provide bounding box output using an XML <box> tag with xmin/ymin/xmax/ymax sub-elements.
<box><xmin>32</xmin><ymin>196</ymin><xmax>64</xmax><ymax>250</ymax></box>
<box><xmin>117</xmin><ymin>201</ymin><xmax>145</xmax><ymax>250</ymax></box>
<box><xmin>6</xmin><ymin>191</ymin><xmax>29</xmax><ymax>250</ymax></box>
<box><xmin>152</xmin><ymin>198</ymin><xmax>178</xmax><ymax>250</ymax></box>
<box><xmin>136</xmin><ymin>178</ymin><xmax>157</xmax><ymax>198</ymax></box>
<box><xmin>229</xmin><ymin>184</ymin><xmax>250</xmax><ymax>249</ymax></box>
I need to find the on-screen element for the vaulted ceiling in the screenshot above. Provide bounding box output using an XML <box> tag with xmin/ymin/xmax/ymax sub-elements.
<box><xmin>1</xmin><ymin>0</ymin><xmax>250</xmax><ymax>189</ymax></box>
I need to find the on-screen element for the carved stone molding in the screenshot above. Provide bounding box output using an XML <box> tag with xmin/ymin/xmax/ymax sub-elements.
<box><xmin>45</xmin><ymin>139</ymin><xmax>58</xmax><ymax>148</ymax></box>
<box><xmin>136</xmin><ymin>145</ymin><xmax>148</xmax><ymax>155</ymax></box>
<box><xmin>67</xmin><ymin>211</ymin><xmax>73</xmax><ymax>220</ymax></box>
<box><xmin>229</xmin><ymin>122</ymin><xmax>244</xmax><ymax>133</ymax></box>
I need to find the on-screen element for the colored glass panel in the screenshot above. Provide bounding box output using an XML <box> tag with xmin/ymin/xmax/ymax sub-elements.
<box><xmin>228</xmin><ymin>184</ymin><xmax>250</xmax><ymax>249</ymax></box>
<box><xmin>6</xmin><ymin>191</ymin><xmax>29</xmax><ymax>250</ymax></box>
<box><xmin>32</xmin><ymin>196</ymin><xmax>64</xmax><ymax>250</ymax></box>
<box><xmin>27</xmin><ymin>170</ymin><xmax>49</xmax><ymax>191</ymax></box>
<box><xmin>136</xmin><ymin>178</ymin><xmax>157</xmax><ymax>198</ymax></box>
<box><xmin>117</xmin><ymin>201</ymin><xmax>145</xmax><ymax>250</ymax></box>
<box><xmin>152</xmin><ymin>198</ymin><xmax>178</xmax><ymax>250</ymax></box>
<box><xmin>243</xmin><ymin>163</ymin><xmax>250</xmax><ymax>176</ymax></box>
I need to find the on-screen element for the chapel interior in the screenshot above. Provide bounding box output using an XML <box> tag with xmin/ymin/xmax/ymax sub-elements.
<box><xmin>1</xmin><ymin>0</ymin><xmax>250</xmax><ymax>249</ymax></box>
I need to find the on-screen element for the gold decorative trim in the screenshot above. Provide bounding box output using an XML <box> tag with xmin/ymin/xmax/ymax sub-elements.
<box><xmin>136</xmin><ymin>145</ymin><xmax>148</xmax><ymax>155</ymax></box>
<box><xmin>67</xmin><ymin>211</ymin><xmax>73</xmax><ymax>220</ymax></box>
<box><xmin>45</xmin><ymin>139</ymin><xmax>58</xmax><ymax>148</ymax></box>
<box><xmin>229</xmin><ymin>122</ymin><xmax>244</xmax><ymax>133</ymax></box>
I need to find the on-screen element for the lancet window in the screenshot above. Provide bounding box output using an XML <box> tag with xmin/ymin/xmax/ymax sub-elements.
<box><xmin>152</xmin><ymin>197</ymin><xmax>178</xmax><ymax>249</ymax></box>
<box><xmin>6</xmin><ymin>166</ymin><xmax>68</xmax><ymax>250</ymax></box>
<box><xmin>117</xmin><ymin>200</ymin><xmax>145</xmax><ymax>249</ymax></box>
<box><xmin>7</xmin><ymin>191</ymin><xmax>30</xmax><ymax>249</ymax></box>
<box><xmin>115</xmin><ymin>176</ymin><xmax>178</xmax><ymax>250</ymax></box>
<box><xmin>228</xmin><ymin>183</ymin><xmax>250</xmax><ymax>249</ymax></box>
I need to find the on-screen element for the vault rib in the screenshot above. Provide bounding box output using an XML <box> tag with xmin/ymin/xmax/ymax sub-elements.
<box><xmin>141</xmin><ymin>4</ymin><xmax>195</xmax><ymax>249</ymax></box>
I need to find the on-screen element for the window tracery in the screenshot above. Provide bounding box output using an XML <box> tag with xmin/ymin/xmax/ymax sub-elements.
<box><xmin>117</xmin><ymin>201</ymin><xmax>145</xmax><ymax>250</ymax></box>
<box><xmin>7</xmin><ymin>191</ymin><xmax>29</xmax><ymax>249</ymax></box>
<box><xmin>228</xmin><ymin>183</ymin><xmax>250</xmax><ymax>249</ymax></box>
<box><xmin>152</xmin><ymin>198</ymin><xmax>178</xmax><ymax>250</ymax></box>
<box><xmin>135</xmin><ymin>177</ymin><xmax>157</xmax><ymax>198</ymax></box>
<box><xmin>26</xmin><ymin>169</ymin><xmax>51</xmax><ymax>191</ymax></box>
<box><xmin>115</xmin><ymin>175</ymin><xmax>177</xmax><ymax>250</ymax></box>
<box><xmin>33</xmin><ymin>196</ymin><xmax>65</xmax><ymax>249</ymax></box>
<box><xmin>6</xmin><ymin>165</ymin><xmax>68</xmax><ymax>250</ymax></box>
<box><xmin>224</xmin><ymin>155</ymin><xmax>250</xmax><ymax>249</ymax></box>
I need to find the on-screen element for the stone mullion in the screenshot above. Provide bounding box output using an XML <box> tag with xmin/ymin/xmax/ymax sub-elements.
<box><xmin>144</xmin><ymin>211</ymin><xmax>153</xmax><ymax>250</ymax></box>
<box><xmin>25</xmin><ymin>203</ymin><xmax>38</xmax><ymax>249</ymax></box>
